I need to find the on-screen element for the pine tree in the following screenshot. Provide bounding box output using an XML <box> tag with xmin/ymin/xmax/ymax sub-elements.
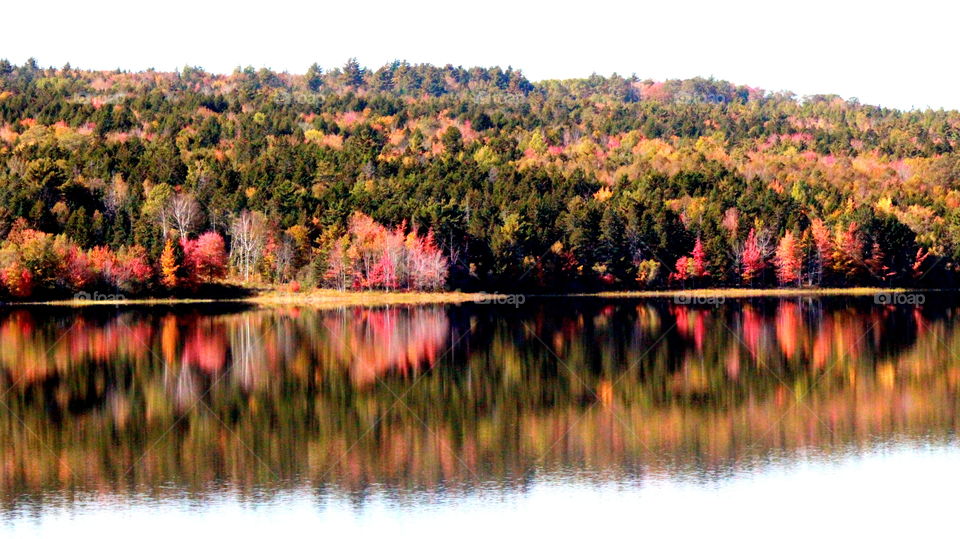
<box><xmin>598</xmin><ymin>206</ymin><xmax>628</xmax><ymax>279</ymax></box>
<box><xmin>65</xmin><ymin>207</ymin><xmax>91</xmax><ymax>248</ymax></box>
<box><xmin>110</xmin><ymin>211</ymin><xmax>129</xmax><ymax>250</ymax></box>
<box><xmin>441</xmin><ymin>126</ymin><xmax>463</xmax><ymax>154</ymax></box>
<box><xmin>91</xmin><ymin>210</ymin><xmax>105</xmax><ymax>246</ymax></box>
<box><xmin>341</xmin><ymin>58</ymin><xmax>364</xmax><ymax>88</ymax></box>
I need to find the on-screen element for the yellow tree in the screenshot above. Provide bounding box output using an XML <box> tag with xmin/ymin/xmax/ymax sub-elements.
<box><xmin>160</xmin><ymin>239</ymin><xmax>179</xmax><ymax>289</ymax></box>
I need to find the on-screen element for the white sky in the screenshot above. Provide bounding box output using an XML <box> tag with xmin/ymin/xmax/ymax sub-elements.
<box><xmin>2</xmin><ymin>0</ymin><xmax>956</xmax><ymax>111</ymax></box>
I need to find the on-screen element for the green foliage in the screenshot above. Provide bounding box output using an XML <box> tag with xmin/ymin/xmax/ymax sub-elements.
<box><xmin>0</xmin><ymin>60</ymin><xmax>957</xmax><ymax>291</ymax></box>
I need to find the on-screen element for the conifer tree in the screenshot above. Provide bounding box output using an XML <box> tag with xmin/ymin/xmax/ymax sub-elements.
<box><xmin>160</xmin><ymin>240</ymin><xmax>179</xmax><ymax>289</ymax></box>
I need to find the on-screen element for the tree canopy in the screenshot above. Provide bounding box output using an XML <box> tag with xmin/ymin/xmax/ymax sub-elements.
<box><xmin>0</xmin><ymin>59</ymin><xmax>958</xmax><ymax>296</ymax></box>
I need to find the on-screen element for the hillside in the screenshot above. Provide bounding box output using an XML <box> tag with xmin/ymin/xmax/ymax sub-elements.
<box><xmin>0</xmin><ymin>58</ymin><xmax>959</xmax><ymax>296</ymax></box>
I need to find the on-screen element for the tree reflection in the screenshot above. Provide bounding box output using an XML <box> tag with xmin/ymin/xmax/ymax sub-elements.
<box><xmin>0</xmin><ymin>297</ymin><xmax>959</xmax><ymax>511</ymax></box>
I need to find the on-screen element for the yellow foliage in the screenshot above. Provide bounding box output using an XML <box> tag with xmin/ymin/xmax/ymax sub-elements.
<box><xmin>593</xmin><ymin>186</ymin><xmax>613</xmax><ymax>202</ymax></box>
<box><xmin>286</xmin><ymin>224</ymin><xmax>310</xmax><ymax>252</ymax></box>
<box><xmin>575</xmin><ymin>139</ymin><xmax>598</xmax><ymax>159</ymax></box>
<box><xmin>160</xmin><ymin>240</ymin><xmax>179</xmax><ymax>289</ymax></box>
<box><xmin>875</xmin><ymin>196</ymin><xmax>894</xmax><ymax>214</ymax></box>
<box><xmin>473</xmin><ymin>145</ymin><xmax>499</xmax><ymax>169</ymax></box>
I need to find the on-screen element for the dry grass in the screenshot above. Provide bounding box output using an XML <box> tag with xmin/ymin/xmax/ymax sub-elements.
<box><xmin>16</xmin><ymin>288</ymin><xmax>499</xmax><ymax>308</ymax></box>
<box><xmin>246</xmin><ymin>288</ymin><xmax>493</xmax><ymax>307</ymax></box>
<box><xmin>576</xmin><ymin>287</ymin><xmax>922</xmax><ymax>299</ymax></box>
<box><xmin>16</xmin><ymin>297</ymin><xmax>223</xmax><ymax>307</ymax></box>
<box><xmin>6</xmin><ymin>286</ymin><xmax>944</xmax><ymax>308</ymax></box>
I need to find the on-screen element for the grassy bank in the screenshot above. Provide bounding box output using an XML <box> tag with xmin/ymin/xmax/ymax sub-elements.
<box><xmin>574</xmin><ymin>287</ymin><xmax>924</xmax><ymax>299</ymax></box>
<box><xmin>244</xmin><ymin>288</ymin><xmax>494</xmax><ymax>307</ymax></box>
<box><xmin>1</xmin><ymin>286</ymin><xmax>946</xmax><ymax>308</ymax></box>
<box><xmin>9</xmin><ymin>288</ymin><xmax>498</xmax><ymax>308</ymax></box>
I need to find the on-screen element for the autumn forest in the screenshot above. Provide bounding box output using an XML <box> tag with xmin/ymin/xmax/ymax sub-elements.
<box><xmin>1</xmin><ymin>58</ymin><xmax>959</xmax><ymax>298</ymax></box>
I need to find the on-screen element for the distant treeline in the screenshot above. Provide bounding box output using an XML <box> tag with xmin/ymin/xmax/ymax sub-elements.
<box><xmin>0</xmin><ymin>58</ymin><xmax>958</xmax><ymax>296</ymax></box>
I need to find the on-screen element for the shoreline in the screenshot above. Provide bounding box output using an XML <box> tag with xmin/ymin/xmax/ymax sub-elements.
<box><xmin>568</xmin><ymin>287</ymin><xmax>929</xmax><ymax>299</ymax></box>
<box><xmin>0</xmin><ymin>286</ymin><xmax>947</xmax><ymax>308</ymax></box>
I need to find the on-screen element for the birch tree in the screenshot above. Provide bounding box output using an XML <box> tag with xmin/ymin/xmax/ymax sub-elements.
<box><xmin>229</xmin><ymin>210</ymin><xmax>267</xmax><ymax>281</ymax></box>
<box><xmin>169</xmin><ymin>192</ymin><xmax>201</xmax><ymax>240</ymax></box>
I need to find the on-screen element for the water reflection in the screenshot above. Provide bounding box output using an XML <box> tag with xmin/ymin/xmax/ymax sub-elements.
<box><xmin>1</xmin><ymin>297</ymin><xmax>959</xmax><ymax>517</ymax></box>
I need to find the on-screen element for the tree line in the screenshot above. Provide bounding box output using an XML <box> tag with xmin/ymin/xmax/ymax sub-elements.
<box><xmin>0</xmin><ymin>58</ymin><xmax>958</xmax><ymax>297</ymax></box>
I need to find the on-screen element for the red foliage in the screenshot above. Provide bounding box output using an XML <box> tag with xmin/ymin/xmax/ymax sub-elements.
<box><xmin>669</xmin><ymin>256</ymin><xmax>691</xmax><ymax>283</ymax></box>
<box><xmin>113</xmin><ymin>246</ymin><xmax>154</xmax><ymax>293</ymax></box>
<box><xmin>54</xmin><ymin>242</ymin><xmax>94</xmax><ymax>290</ymax></box>
<box><xmin>181</xmin><ymin>231</ymin><xmax>228</xmax><ymax>290</ymax></box>
<box><xmin>328</xmin><ymin>212</ymin><xmax>448</xmax><ymax>291</ymax></box>
<box><xmin>833</xmin><ymin>222</ymin><xmax>864</xmax><ymax>278</ymax></box>
<box><xmin>85</xmin><ymin>244</ymin><xmax>153</xmax><ymax>293</ymax></box>
<box><xmin>741</xmin><ymin>228</ymin><xmax>765</xmax><ymax>283</ymax></box>
<box><xmin>774</xmin><ymin>231</ymin><xmax>802</xmax><ymax>285</ymax></box>
<box><xmin>180</xmin><ymin>320</ymin><xmax>228</xmax><ymax>373</ymax></box>
<box><xmin>691</xmin><ymin>237</ymin><xmax>709</xmax><ymax>277</ymax></box>
<box><xmin>670</xmin><ymin>238</ymin><xmax>708</xmax><ymax>283</ymax></box>
<box><xmin>1</xmin><ymin>261</ymin><xmax>34</xmax><ymax>298</ymax></box>
<box><xmin>88</xmin><ymin>245</ymin><xmax>116</xmax><ymax>278</ymax></box>
<box><xmin>366</xmin><ymin>252</ymin><xmax>399</xmax><ymax>290</ymax></box>
<box><xmin>810</xmin><ymin>219</ymin><xmax>832</xmax><ymax>256</ymax></box>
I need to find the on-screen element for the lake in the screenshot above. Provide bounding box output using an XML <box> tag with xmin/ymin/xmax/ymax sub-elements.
<box><xmin>2</xmin><ymin>296</ymin><xmax>959</xmax><ymax>537</ymax></box>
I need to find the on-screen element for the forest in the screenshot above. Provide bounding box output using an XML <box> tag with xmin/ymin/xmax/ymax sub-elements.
<box><xmin>1</xmin><ymin>57</ymin><xmax>959</xmax><ymax>297</ymax></box>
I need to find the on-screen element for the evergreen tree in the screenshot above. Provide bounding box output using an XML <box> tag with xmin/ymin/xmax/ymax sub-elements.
<box><xmin>65</xmin><ymin>207</ymin><xmax>91</xmax><ymax>248</ymax></box>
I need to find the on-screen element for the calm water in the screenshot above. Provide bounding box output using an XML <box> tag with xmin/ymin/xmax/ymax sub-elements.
<box><xmin>2</xmin><ymin>296</ymin><xmax>959</xmax><ymax>536</ymax></box>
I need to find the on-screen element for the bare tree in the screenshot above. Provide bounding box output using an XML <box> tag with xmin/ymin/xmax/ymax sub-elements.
<box><xmin>229</xmin><ymin>210</ymin><xmax>267</xmax><ymax>281</ymax></box>
<box><xmin>325</xmin><ymin>237</ymin><xmax>352</xmax><ymax>291</ymax></box>
<box><xmin>104</xmin><ymin>174</ymin><xmax>129</xmax><ymax>217</ymax></box>
<box><xmin>734</xmin><ymin>227</ymin><xmax>776</xmax><ymax>279</ymax></box>
<box><xmin>274</xmin><ymin>234</ymin><xmax>296</xmax><ymax>282</ymax></box>
<box><xmin>169</xmin><ymin>192</ymin><xmax>201</xmax><ymax>240</ymax></box>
